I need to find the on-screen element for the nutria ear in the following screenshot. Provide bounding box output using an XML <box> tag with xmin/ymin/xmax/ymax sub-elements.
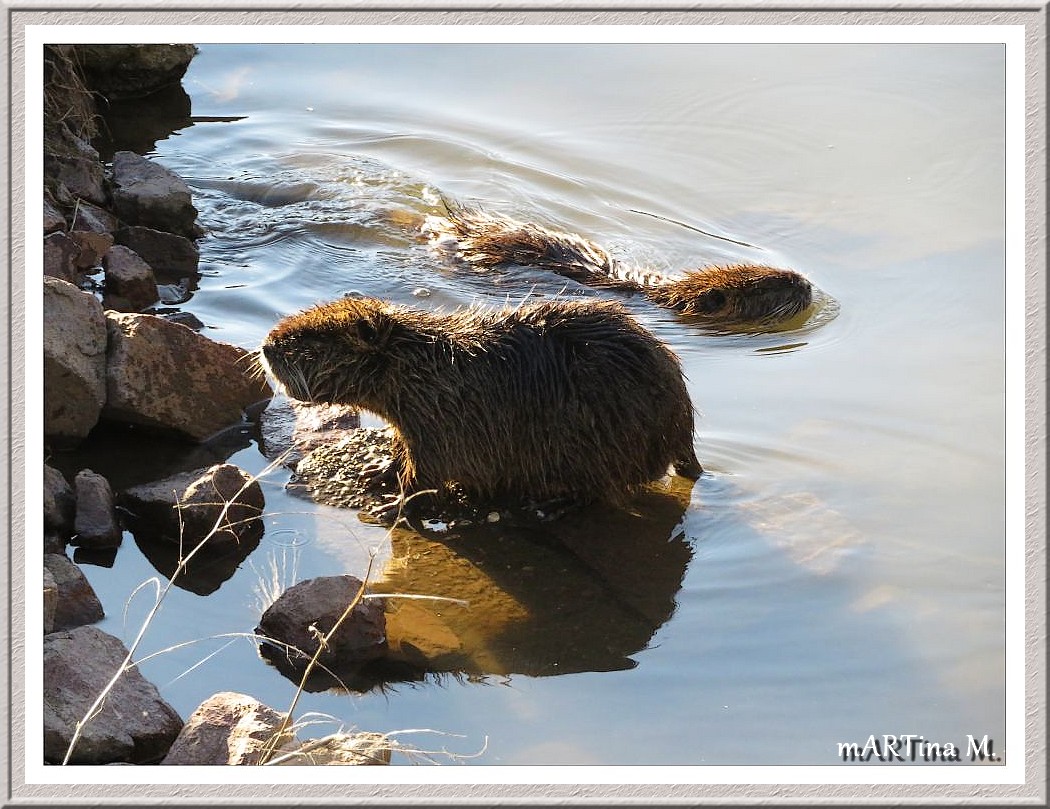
<box><xmin>354</xmin><ymin>317</ymin><xmax>380</xmax><ymax>345</ymax></box>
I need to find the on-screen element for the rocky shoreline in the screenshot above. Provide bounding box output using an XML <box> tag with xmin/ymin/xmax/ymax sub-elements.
<box><xmin>40</xmin><ymin>44</ymin><xmax>394</xmax><ymax>766</ymax></box>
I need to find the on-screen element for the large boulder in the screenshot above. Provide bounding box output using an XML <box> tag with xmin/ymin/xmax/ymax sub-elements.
<box><xmin>103</xmin><ymin>312</ymin><xmax>271</xmax><ymax>441</ymax></box>
<box><xmin>110</xmin><ymin>150</ymin><xmax>198</xmax><ymax>238</ymax></box>
<box><xmin>43</xmin><ymin>277</ymin><xmax>107</xmax><ymax>442</ymax></box>
<box><xmin>72</xmin><ymin>44</ymin><xmax>198</xmax><ymax>100</ymax></box>
<box><xmin>43</xmin><ymin>625</ymin><xmax>183</xmax><ymax>764</ymax></box>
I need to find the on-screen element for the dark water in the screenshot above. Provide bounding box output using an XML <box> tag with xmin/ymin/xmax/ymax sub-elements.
<box><xmin>65</xmin><ymin>43</ymin><xmax>1008</xmax><ymax>766</ymax></box>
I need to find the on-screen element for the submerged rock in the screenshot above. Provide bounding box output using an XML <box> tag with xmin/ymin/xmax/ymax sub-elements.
<box><xmin>43</xmin><ymin>625</ymin><xmax>183</xmax><ymax>764</ymax></box>
<box><xmin>72</xmin><ymin>468</ymin><xmax>122</xmax><ymax>549</ymax></box>
<box><xmin>43</xmin><ymin>277</ymin><xmax>107</xmax><ymax>443</ymax></box>
<box><xmin>103</xmin><ymin>311</ymin><xmax>271</xmax><ymax>441</ymax></box>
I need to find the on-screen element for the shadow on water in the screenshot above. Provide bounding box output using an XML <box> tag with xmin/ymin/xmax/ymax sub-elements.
<box><xmin>258</xmin><ymin>477</ymin><xmax>696</xmax><ymax>692</ymax></box>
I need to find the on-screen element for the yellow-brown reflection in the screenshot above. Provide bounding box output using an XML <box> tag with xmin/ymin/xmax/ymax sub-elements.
<box><xmin>378</xmin><ymin>476</ymin><xmax>694</xmax><ymax>681</ymax></box>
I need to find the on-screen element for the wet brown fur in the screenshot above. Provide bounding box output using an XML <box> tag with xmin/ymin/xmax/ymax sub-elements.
<box><xmin>261</xmin><ymin>296</ymin><xmax>702</xmax><ymax>509</ymax></box>
<box><xmin>435</xmin><ymin>201</ymin><xmax>814</xmax><ymax>324</ymax></box>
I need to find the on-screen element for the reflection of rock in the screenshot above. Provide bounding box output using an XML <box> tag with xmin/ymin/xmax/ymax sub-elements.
<box><xmin>120</xmin><ymin>464</ymin><xmax>265</xmax><ymax>595</ymax></box>
<box><xmin>43</xmin><ymin>625</ymin><xmax>183</xmax><ymax>764</ymax></box>
<box><xmin>95</xmin><ymin>82</ymin><xmax>193</xmax><ymax>158</ymax></box>
<box><xmin>744</xmin><ymin>491</ymin><xmax>860</xmax><ymax>575</ymax></box>
<box><xmin>255</xmin><ymin>575</ymin><xmax>388</xmax><ymax>691</ymax></box>
<box><xmin>260</xmin><ymin>479</ymin><xmax>693</xmax><ymax>690</ymax></box>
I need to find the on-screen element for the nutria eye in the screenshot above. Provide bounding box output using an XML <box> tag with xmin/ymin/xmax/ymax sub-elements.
<box><xmin>702</xmin><ymin>290</ymin><xmax>727</xmax><ymax>312</ymax></box>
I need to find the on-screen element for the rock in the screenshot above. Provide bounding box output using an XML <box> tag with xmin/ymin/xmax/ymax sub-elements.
<box><xmin>255</xmin><ymin>575</ymin><xmax>387</xmax><ymax>688</ymax></box>
<box><xmin>70</xmin><ymin>201</ymin><xmax>118</xmax><ymax>269</ymax></box>
<box><xmin>73</xmin><ymin>44</ymin><xmax>198</xmax><ymax>100</ymax></box>
<box><xmin>159</xmin><ymin>310</ymin><xmax>203</xmax><ymax>330</ymax></box>
<box><xmin>44</xmin><ymin>532</ymin><xmax>68</xmax><ymax>555</ymax></box>
<box><xmin>43</xmin><ymin>553</ymin><xmax>104</xmax><ymax>630</ymax></box>
<box><xmin>43</xmin><ymin>231</ymin><xmax>80</xmax><ymax>282</ymax></box>
<box><xmin>43</xmin><ymin>277</ymin><xmax>107</xmax><ymax>442</ymax></box>
<box><xmin>271</xmin><ymin>732</ymin><xmax>392</xmax><ymax>766</ymax></box>
<box><xmin>43</xmin><ymin>567</ymin><xmax>58</xmax><ymax>634</ymax></box>
<box><xmin>258</xmin><ymin>397</ymin><xmax>361</xmax><ymax>465</ymax></box>
<box><xmin>44</xmin><ymin>198</ymin><xmax>66</xmax><ymax>233</ymax></box>
<box><xmin>43</xmin><ymin>625</ymin><xmax>183</xmax><ymax>764</ymax></box>
<box><xmin>102</xmin><ymin>245</ymin><xmax>159</xmax><ymax>311</ymax></box>
<box><xmin>44</xmin><ymin>135</ymin><xmax>106</xmax><ymax>206</ymax></box>
<box><xmin>115</xmin><ymin>225</ymin><xmax>199</xmax><ymax>279</ymax></box>
<box><xmin>72</xmin><ymin>469</ymin><xmax>122</xmax><ymax>549</ymax></box>
<box><xmin>43</xmin><ymin>463</ymin><xmax>76</xmax><ymax>535</ymax></box>
<box><xmin>110</xmin><ymin>151</ymin><xmax>198</xmax><ymax>238</ymax></box>
<box><xmin>160</xmin><ymin>691</ymin><xmax>294</xmax><ymax>766</ymax></box>
<box><xmin>120</xmin><ymin>464</ymin><xmax>265</xmax><ymax>592</ymax></box>
<box><xmin>103</xmin><ymin>311</ymin><xmax>271</xmax><ymax>441</ymax></box>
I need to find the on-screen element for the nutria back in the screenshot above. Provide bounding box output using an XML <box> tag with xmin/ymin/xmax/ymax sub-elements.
<box><xmin>261</xmin><ymin>296</ymin><xmax>701</xmax><ymax>507</ymax></box>
<box><xmin>427</xmin><ymin>201</ymin><xmax>814</xmax><ymax>324</ymax></box>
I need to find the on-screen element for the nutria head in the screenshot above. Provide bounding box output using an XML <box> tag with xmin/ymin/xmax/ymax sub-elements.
<box><xmin>647</xmin><ymin>264</ymin><xmax>813</xmax><ymax>322</ymax></box>
<box><xmin>260</xmin><ymin>297</ymin><xmax>400</xmax><ymax>409</ymax></box>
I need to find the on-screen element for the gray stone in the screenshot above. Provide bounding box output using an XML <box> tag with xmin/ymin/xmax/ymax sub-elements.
<box><xmin>43</xmin><ymin>463</ymin><xmax>75</xmax><ymax>535</ymax></box>
<box><xmin>44</xmin><ymin>135</ymin><xmax>106</xmax><ymax>206</ymax></box>
<box><xmin>111</xmin><ymin>151</ymin><xmax>198</xmax><ymax>237</ymax></box>
<box><xmin>43</xmin><ymin>553</ymin><xmax>104</xmax><ymax>631</ymax></box>
<box><xmin>43</xmin><ymin>625</ymin><xmax>183</xmax><ymax>764</ymax></box>
<box><xmin>160</xmin><ymin>691</ymin><xmax>293</xmax><ymax>766</ymax></box>
<box><xmin>103</xmin><ymin>312</ymin><xmax>271</xmax><ymax>441</ymax></box>
<box><xmin>43</xmin><ymin>567</ymin><xmax>58</xmax><ymax>634</ymax></box>
<box><xmin>72</xmin><ymin>469</ymin><xmax>122</xmax><ymax>549</ymax></box>
<box><xmin>256</xmin><ymin>575</ymin><xmax>387</xmax><ymax>673</ymax></box>
<box><xmin>43</xmin><ymin>231</ymin><xmax>80</xmax><ymax>282</ymax></box>
<box><xmin>102</xmin><ymin>245</ymin><xmax>159</xmax><ymax>312</ymax></box>
<box><xmin>115</xmin><ymin>225</ymin><xmax>199</xmax><ymax>279</ymax></box>
<box><xmin>43</xmin><ymin>277</ymin><xmax>107</xmax><ymax>442</ymax></box>
<box><xmin>44</xmin><ymin>198</ymin><xmax>66</xmax><ymax>234</ymax></box>
<box><xmin>70</xmin><ymin>201</ymin><xmax>118</xmax><ymax>269</ymax></box>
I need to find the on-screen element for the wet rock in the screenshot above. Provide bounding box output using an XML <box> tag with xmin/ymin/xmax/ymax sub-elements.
<box><xmin>44</xmin><ymin>135</ymin><xmax>106</xmax><ymax>206</ymax></box>
<box><xmin>43</xmin><ymin>625</ymin><xmax>183</xmax><ymax>764</ymax></box>
<box><xmin>102</xmin><ymin>245</ymin><xmax>159</xmax><ymax>312</ymax></box>
<box><xmin>72</xmin><ymin>469</ymin><xmax>122</xmax><ymax>549</ymax></box>
<box><xmin>43</xmin><ymin>277</ymin><xmax>107</xmax><ymax>442</ymax></box>
<box><xmin>43</xmin><ymin>231</ymin><xmax>80</xmax><ymax>282</ymax></box>
<box><xmin>115</xmin><ymin>225</ymin><xmax>199</xmax><ymax>279</ymax></box>
<box><xmin>256</xmin><ymin>575</ymin><xmax>387</xmax><ymax>687</ymax></box>
<box><xmin>43</xmin><ymin>463</ymin><xmax>76</xmax><ymax>535</ymax></box>
<box><xmin>288</xmin><ymin>430</ymin><xmax>398</xmax><ymax>513</ymax></box>
<box><xmin>120</xmin><ymin>464</ymin><xmax>265</xmax><ymax>590</ymax></box>
<box><xmin>160</xmin><ymin>691</ymin><xmax>294</xmax><ymax>766</ymax></box>
<box><xmin>70</xmin><ymin>200</ymin><xmax>118</xmax><ymax>269</ymax></box>
<box><xmin>258</xmin><ymin>397</ymin><xmax>361</xmax><ymax>466</ymax></box>
<box><xmin>43</xmin><ymin>567</ymin><xmax>58</xmax><ymax>634</ymax></box>
<box><xmin>110</xmin><ymin>150</ymin><xmax>198</xmax><ymax>238</ymax></box>
<box><xmin>43</xmin><ymin>553</ymin><xmax>104</xmax><ymax>630</ymax></box>
<box><xmin>44</xmin><ymin>198</ymin><xmax>66</xmax><ymax>234</ymax></box>
<box><xmin>73</xmin><ymin>44</ymin><xmax>198</xmax><ymax>100</ymax></box>
<box><xmin>103</xmin><ymin>312</ymin><xmax>271</xmax><ymax>441</ymax></box>
<box><xmin>158</xmin><ymin>310</ymin><xmax>203</xmax><ymax>330</ymax></box>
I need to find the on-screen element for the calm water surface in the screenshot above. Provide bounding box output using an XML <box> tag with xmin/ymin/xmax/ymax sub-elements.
<box><xmin>74</xmin><ymin>43</ymin><xmax>1007</xmax><ymax>766</ymax></box>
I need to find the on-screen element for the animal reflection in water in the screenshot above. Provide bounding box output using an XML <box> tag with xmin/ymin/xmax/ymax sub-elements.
<box><xmin>260</xmin><ymin>478</ymin><xmax>694</xmax><ymax>692</ymax></box>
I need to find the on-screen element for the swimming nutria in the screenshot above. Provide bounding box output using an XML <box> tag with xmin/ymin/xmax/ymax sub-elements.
<box><xmin>260</xmin><ymin>296</ymin><xmax>702</xmax><ymax>515</ymax></box>
<box><xmin>425</xmin><ymin>201</ymin><xmax>813</xmax><ymax>324</ymax></box>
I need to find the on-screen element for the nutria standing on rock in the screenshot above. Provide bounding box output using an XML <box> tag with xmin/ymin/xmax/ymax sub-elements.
<box><xmin>260</xmin><ymin>296</ymin><xmax>702</xmax><ymax>516</ymax></box>
<box><xmin>425</xmin><ymin>201</ymin><xmax>814</xmax><ymax>324</ymax></box>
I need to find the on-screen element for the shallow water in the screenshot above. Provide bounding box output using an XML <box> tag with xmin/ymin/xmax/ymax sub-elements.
<box><xmin>67</xmin><ymin>42</ymin><xmax>1007</xmax><ymax>766</ymax></box>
